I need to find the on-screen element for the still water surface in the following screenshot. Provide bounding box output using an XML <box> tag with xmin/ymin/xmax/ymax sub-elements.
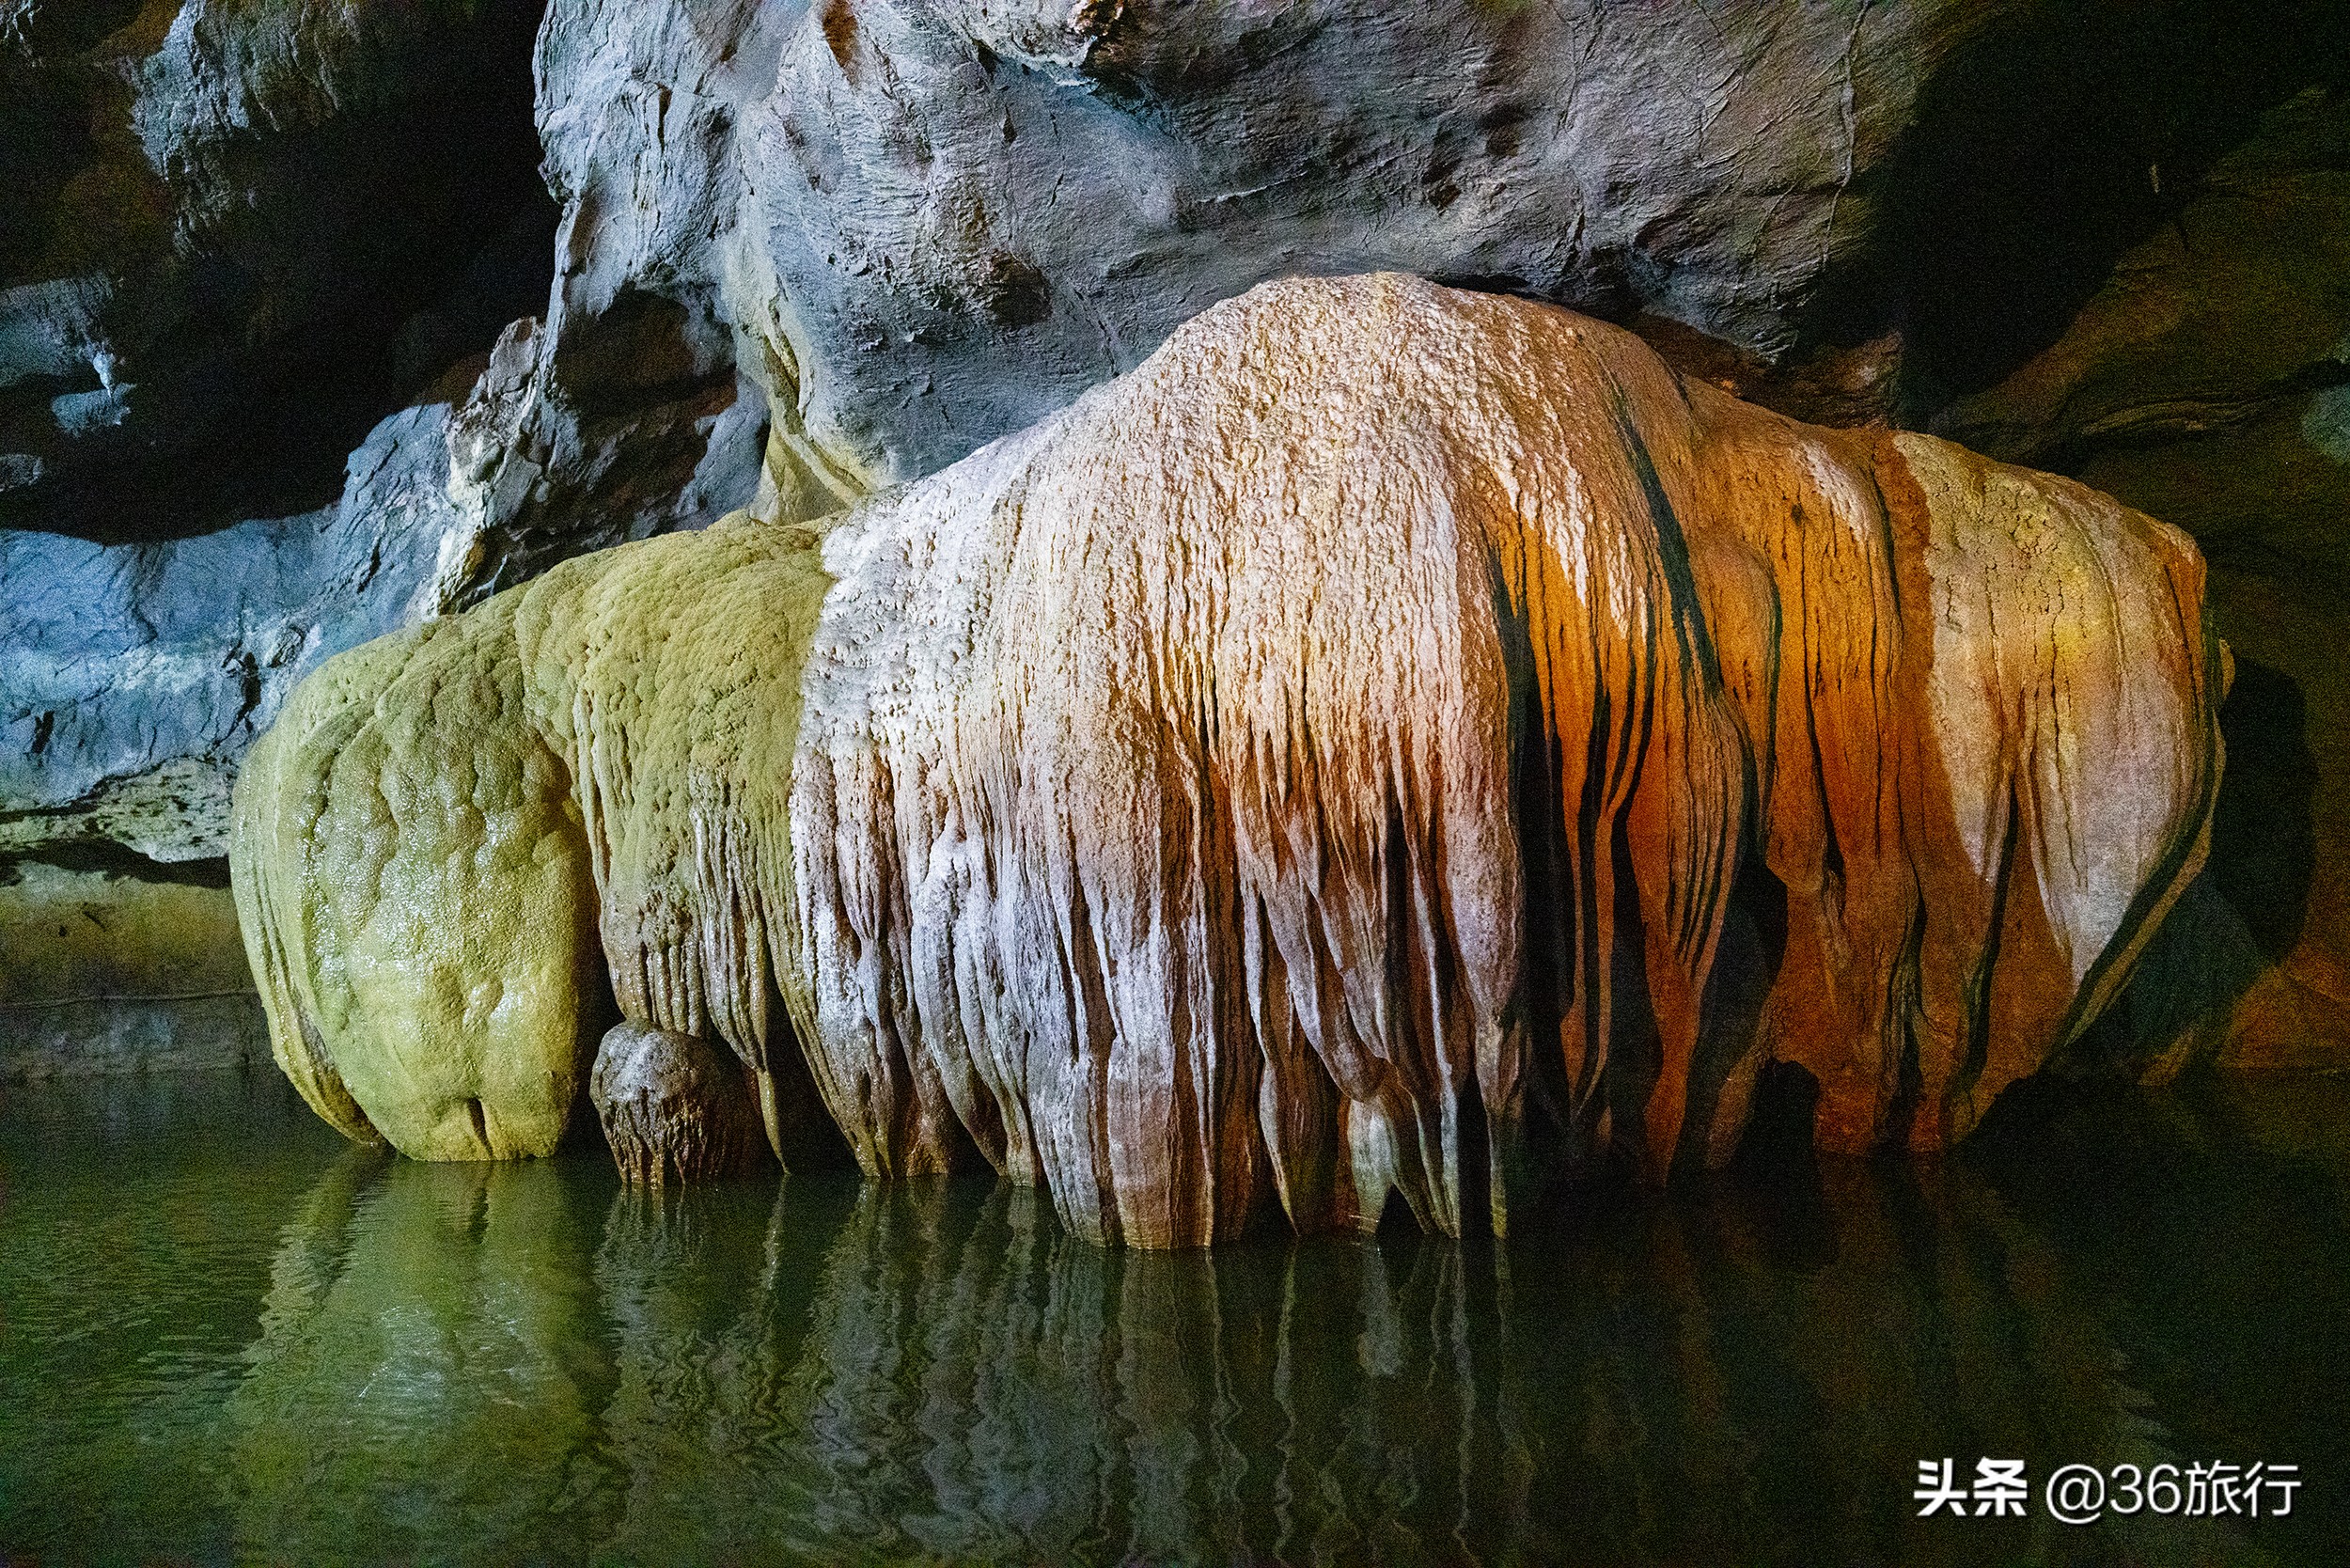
<box><xmin>2</xmin><ymin>1068</ymin><xmax>2347</xmax><ymax>1566</ymax></box>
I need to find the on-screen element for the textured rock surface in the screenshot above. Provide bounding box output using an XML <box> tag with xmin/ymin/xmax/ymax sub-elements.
<box><xmin>792</xmin><ymin>275</ymin><xmax>2222</xmax><ymax>1244</ymax></box>
<box><xmin>1941</xmin><ymin>86</ymin><xmax>2350</xmax><ymax>1073</ymax></box>
<box><xmin>591</xmin><ymin>1021</ymin><xmax>773</xmax><ymax>1183</ymax></box>
<box><xmin>15</xmin><ymin>0</ymin><xmax>2341</xmax><ymax>1052</ymax></box>
<box><xmin>2</xmin><ymin>399</ymin><xmax>472</xmax><ymax>865</ymax></box>
<box><xmin>0</xmin><ymin>0</ymin><xmax>555</xmax><ymax>540</ymax></box>
<box><xmin>730</xmin><ymin>0</ymin><xmax>1993</xmax><ymax>487</ymax></box>
<box><xmin>531</xmin><ymin>0</ymin><xmax>2346</xmax><ymax>488</ymax></box>
<box><xmin>233</xmin><ymin>277</ymin><xmax>2224</xmax><ymax>1242</ymax></box>
<box><xmin>0</xmin><ymin>857</ymin><xmax>264</xmax><ymax>1077</ymax></box>
<box><xmin>231</xmin><ymin>595</ymin><xmax>606</xmax><ymax>1157</ymax></box>
<box><xmin>0</xmin><ymin>337</ymin><xmax>770</xmax><ymax>870</ymax></box>
<box><xmin>510</xmin><ymin>518</ymin><xmax>842</xmax><ymax>1167</ymax></box>
<box><xmin>0</xmin><ymin>0</ymin><xmax>766</xmax><ymax>891</ymax></box>
<box><xmin>230</xmin><ymin>511</ymin><xmax>838</xmax><ymax>1165</ymax></box>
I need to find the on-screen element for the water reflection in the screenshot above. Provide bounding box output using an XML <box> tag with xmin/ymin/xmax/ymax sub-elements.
<box><xmin>593</xmin><ymin>1179</ymin><xmax>840</xmax><ymax>1561</ymax></box>
<box><xmin>228</xmin><ymin>1155</ymin><xmax>614</xmax><ymax>1563</ymax></box>
<box><xmin>205</xmin><ymin>1088</ymin><xmax>2347</xmax><ymax>1567</ymax></box>
<box><xmin>760</xmin><ymin>1184</ymin><xmax>1541</xmax><ymax>1563</ymax></box>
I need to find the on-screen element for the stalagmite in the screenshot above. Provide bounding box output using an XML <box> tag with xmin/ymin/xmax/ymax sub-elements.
<box><xmin>590</xmin><ymin>1022</ymin><xmax>773</xmax><ymax>1184</ymax></box>
<box><xmin>230</xmin><ymin>274</ymin><xmax>2227</xmax><ymax>1245</ymax></box>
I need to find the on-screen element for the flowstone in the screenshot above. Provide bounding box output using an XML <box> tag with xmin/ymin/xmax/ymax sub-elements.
<box><xmin>233</xmin><ymin>276</ymin><xmax>2228</xmax><ymax>1244</ymax></box>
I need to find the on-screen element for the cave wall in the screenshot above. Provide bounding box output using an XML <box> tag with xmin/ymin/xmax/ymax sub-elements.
<box><xmin>5</xmin><ymin>0</ymin><xmax>2347</xmax><ymax>1084</ymax></box>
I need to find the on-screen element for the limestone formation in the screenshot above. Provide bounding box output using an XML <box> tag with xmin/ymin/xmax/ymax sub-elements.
<box><xmin>231</xmin><ymin>514</ymin><xmax>841</xmax><ymax>1165</ymax></box>
<box><xmin>708</xmin><ymin>0</ymin><xmax>2338</xmax><ymax>494</ymax></box>
<box><xmin>591</xmin><ymin>1023</ymin><xmax>773</xmax><ymax>1184</ymax></box>
<box><xmin>17</xmin><ymin>0</ymin><xmax>2326</xmax><ymax>1027</ymax></box>
<box><xmin>510</xmin><ymin>518</ymin><xmax>841</xmax><ymax>1168</ymax></box>
<box><xmin>2</xmin><ymin>405</ymin><xmax>486</xmax><ymax>870</ymax></box>
<box><xmin>790</xmin><ymin>274</ymin><xmax>2226</xmax><ymax>1243</ymax></box>
<box><xmin>231</xmin><ymin>597</ymin><xmax>605</xmax><ymax>1158</ymax></box>
<box><xmin>232</xmin><ymin>276</ymin><xmax>2226</xmax><ymax>1245</ymax></box>
<box><xmin>1939</xmin><ymin>86</ymin><xmax>2350</xmax><ymax>1074</ymax></box>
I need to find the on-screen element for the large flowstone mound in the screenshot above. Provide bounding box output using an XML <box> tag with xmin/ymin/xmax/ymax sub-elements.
<box><xmin>233</xmin><ymin>276</ymin><xmax>2228</xmax><ymax>1246</ymax></box>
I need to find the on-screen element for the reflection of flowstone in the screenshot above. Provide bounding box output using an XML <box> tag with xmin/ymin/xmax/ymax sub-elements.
<box><xmin>227</xmin><ymin>1155</ymin><xmax>610</xmax><ymax>1562</ymax></box>
<box><xmin>220</xmin><ymin>1145</ymin><xmax>2282</xmax><ymax>1564</ymax></box>
<box><xmin>233</xmin><ymin>276</ymin><xmax>2227</xmax><ymax>1246</ymax></box>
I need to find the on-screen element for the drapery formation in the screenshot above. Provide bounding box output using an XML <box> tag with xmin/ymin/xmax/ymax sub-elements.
<box><xmin>233</xmin><ymin>275</ymin><xmax>2227</xmax><ymax>1247</ymax></box>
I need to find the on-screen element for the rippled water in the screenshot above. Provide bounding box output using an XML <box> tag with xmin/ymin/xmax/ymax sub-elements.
<box><xmin>3</xmin><ymin>1068</ymin><xmax>2348</xmax><ymax>1565</ymax></box>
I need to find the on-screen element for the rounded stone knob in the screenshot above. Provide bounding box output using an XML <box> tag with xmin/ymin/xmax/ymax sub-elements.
<box><xmin>589</xmin><ymin>1022</ymin><xmax>770</xmax><ymax>1184</ymax></box>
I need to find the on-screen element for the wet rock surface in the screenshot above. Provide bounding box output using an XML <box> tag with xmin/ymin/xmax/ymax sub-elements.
<box><xmin>1944</xmin><ymin>87</ymin><xmax>2350</xmax><ymax>1074</ymax></box>
<box><xmin>230</xmin><ymin>591</ymin><xmax>605</xmax><ymax>1158</ymax></box>
<box><xmin>590</xmin><ymin>1022</ymin><xmax>773</xmax><ymax>1184</ymax></box>
<box><xmin>789</xmin><ymin>276</ymin><xmax>2223</xmax><ymax>1242</ymax></box>
<box><xmin>3</xmin><ymin>0</ymin><xmax>2342</xmax><ymax>1095</ymax></box>
<box><xmin>233</xmin><ymin>279</ymin><xmax>2224</xmax><ymax>1244</ymax></box>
